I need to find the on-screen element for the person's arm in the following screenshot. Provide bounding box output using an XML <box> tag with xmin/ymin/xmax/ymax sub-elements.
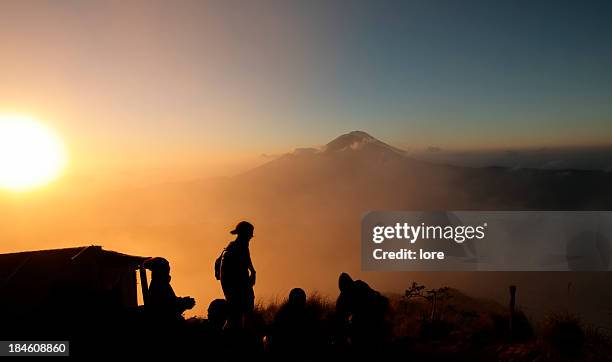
<box><xmin>247</xmin><ymin>249</ymin><xmax>256</xmax><ymax>286</ymax></box>
<box><xmin>178</xmin><ymin>296</ymin><xmax>196</xmax><ymax>312</ymax></box>
<box><xmin>167</xmin><ymin>283</ymin><xmax>195</xmax><ymax>313</ymax></box>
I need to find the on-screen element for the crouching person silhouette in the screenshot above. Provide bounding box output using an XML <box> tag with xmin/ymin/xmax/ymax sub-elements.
<box><xmin>336</xmin><ymin>272</ymin><xmax>389</xmax><ymax>356</ymax></box>
<box><xmin>218</xmin><ymin>221</ymin><xmax>257</xmax><ymax>331</ymax></box>
<box><xmin>144</xmin><ymin>257</ymin><xmax>196</xmax><ymax>324</ymax></box>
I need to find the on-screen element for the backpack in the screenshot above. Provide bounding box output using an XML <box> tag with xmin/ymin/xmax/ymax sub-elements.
<box><xmin>214</xmin><ymin>248</ymin><xmax>226</xmax><ymax>280</ymax></box>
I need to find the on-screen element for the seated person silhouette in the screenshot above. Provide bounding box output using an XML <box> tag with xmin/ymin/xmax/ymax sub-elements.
<box><xmin>143</xmin><ymin>257</ymin><xmax>195</xmax><ymax>324</ymax></box>
<box><xmin>198</xmin><ymin>299</ymin><xmax>229</xmax><ymax>359</ymax></box>
<box><xmin>206</xmin><ymin>298</ymin><xmax>229</xmax><ymax>332</ymax></box>
<box><xmin>268</xmin><ymin>288</ymin><xmax>323</xmax><ymax>359</ymax></box>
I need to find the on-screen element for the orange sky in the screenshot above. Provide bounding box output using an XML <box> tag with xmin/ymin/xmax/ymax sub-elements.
<box><xmin>2</xmin><ymin>1</ymin><xmax>612</xmax><ymax>194</ymax></box>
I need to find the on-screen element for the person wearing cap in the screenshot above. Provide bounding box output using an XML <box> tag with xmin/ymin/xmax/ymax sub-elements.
<box><xmin>219</xmin><ymin>221</ymin><xmax>256</xmax><ymax>330</ymax></box>
<box><xmin>143</xmin><ymin>257</ymin><xmax>196</xmax><ymax>324</ymax></box>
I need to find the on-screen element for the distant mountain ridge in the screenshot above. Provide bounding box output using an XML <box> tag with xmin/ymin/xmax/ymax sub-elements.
<box><xmin>321</xmin><ymin>130</ymin><xmax>406</xmax><ymax>155</ymax></box>
<box><xmin>235</xmin><ymin>131</ymin><xmax>612</xmax><ymax>212</ymax></box>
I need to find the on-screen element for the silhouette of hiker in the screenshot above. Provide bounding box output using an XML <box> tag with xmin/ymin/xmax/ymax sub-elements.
<box><xmin>207</xmin><ymin>298</ymin><xmax>229</xmax><ymax>331</ymax></box>
<box><xmin>196</xmin><ymin>299</ymin><xmax>229</xmax><ymax>360</ymax></box>
<box><xmin>336</xmin><ymin>272</ymin><xmax>389</xmax><ymax>353</ymax></box>
<box><xmin>144</xmin><ymin>257</ymin><xmax>195</xmax><ymax>324</ymax></box>
<box><xmin>268</xmin><ymin>288</ymin><xmax>319</xmax><ymax>358</ymax></box>
<box><xmin>219</xmin><ymin>221</ymin><xmax>256</xmax><ymax>330</ymax></box>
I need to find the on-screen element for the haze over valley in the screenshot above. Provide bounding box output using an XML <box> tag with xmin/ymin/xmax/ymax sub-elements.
<box><xmin>2</xmin><ymin>131</ymin><xmax>611</xmax><ymax>329</ymax></box>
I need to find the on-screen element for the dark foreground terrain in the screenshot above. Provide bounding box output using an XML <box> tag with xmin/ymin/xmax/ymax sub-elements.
<box><xmin>2</xmin><ymin>286</ymin><xmax>610</xmax><ymax>361</ymax></box>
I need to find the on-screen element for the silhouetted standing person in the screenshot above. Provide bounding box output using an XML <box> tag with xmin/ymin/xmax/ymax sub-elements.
<box><xmin>219</xmin><ymin>221</ymin><xmax>256</xmax><ymax>330</ymax></box>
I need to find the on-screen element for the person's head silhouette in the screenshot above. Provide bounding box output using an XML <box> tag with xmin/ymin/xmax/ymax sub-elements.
<box><xmin>230</xmin><ymin>221</ymin><xmax>254</xmax><ymax>242</ymax></box>
<box><xmin>207</xmin><ymin>299</ymin><xmax>228</xmax><ymax>329</ymax></box>
<box><xmin>338</xmin><ymin>272</ymin><xmax>354</xmax><ymax>292</ymax></box>
<box><xmin>143</xmin><ymin>257</ymin><xmax>171</xmax><ymax>282</ymax></box>
<box><xmin>288</xmin><ymin>288</ymin><xmax>306</xmax><ymax>309</ymax></box>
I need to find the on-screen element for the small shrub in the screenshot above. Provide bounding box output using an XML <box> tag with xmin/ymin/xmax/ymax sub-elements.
<box><xmin>542</xmin><ymin>312</ymin><xmax>585</xmax><ymax>359</ymax></box>
<box><xmin>511</xmin><ymin>310</ymin><xmax>534</xmax><ymax>342</ymax></box>
<box><xmin>419</xmin><ymin>319</ymin><xmax>453</xmax><ymax>340</ymax></box>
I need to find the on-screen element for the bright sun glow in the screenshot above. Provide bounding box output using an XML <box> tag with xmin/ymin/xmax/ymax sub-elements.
<box><xmin>0</xmin><ymin>114</ymin><xmax>67</xmax><ymax>191</ymax></box>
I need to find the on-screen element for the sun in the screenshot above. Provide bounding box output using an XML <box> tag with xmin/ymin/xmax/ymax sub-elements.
<box><xmin>0</xmin><ymin>114</ymin><xmax>67</xmax><ymax>191</ymax></box>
